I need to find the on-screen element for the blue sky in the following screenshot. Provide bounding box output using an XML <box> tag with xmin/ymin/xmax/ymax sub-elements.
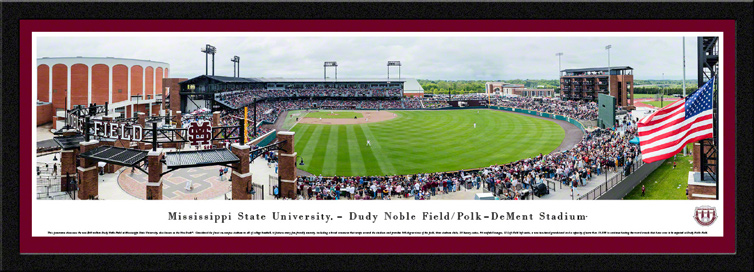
<box><xmin>38</xmin><ymin>35</ymin><xmax>701</xmax><ymax>80</ymax></box>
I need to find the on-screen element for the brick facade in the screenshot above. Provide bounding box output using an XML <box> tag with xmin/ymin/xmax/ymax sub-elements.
<box><xmin>131</xmin><ymin>65</ymin><xmax>143</xmax><ymax>98</ymax></box>
<box><xmin>38</xmin><ymin>64</ymin><xmax>50</xmax><ymax>102</ymax></box>
<box><xmin>277</xmin><ymin>131</ymin><xmax>297</xmax><ymax>199</ymax></box>
<box><xmin>70</xmin><ymin>64</ymin><xmax>89</xmax><ymax>107</ymax></box>
<box><xmin>163</xmin><ymin>78</ymin><xmax>187</xmax><ymax>115</ymax></box>
<box><xmin>231</xmin><ymin>144</ymin><xmax>252</xmax><ymax>200</ymax></box>
<box><xmin>78</xmin><ymin>140</ymin><xmax>100</xmax><ymax>200</ymax></box>
<box><xmin>60</xmin><ymin>149</ymin><xmax>76</xmax><ymax>191</ymax></box>
<box><xmin>112</xmin><ymin>65</ymin><xmax>129</xmax><ymax>103</ymax></box>
<box><xmin>52</xmin><ymin>64</ymin><xmax>68</xmax><ymax>111</ymax></box>
<box><xmin>146</xmin><ymin>150</ymin><xmax>163</xmax><ymax>200</ymax></box>
<box><xmin>693</xmin><ymin>143</ymin><xmax>701</xmax><ymax>172</ymax></box>
<box><xmin>91</xmin><ymin>64</ymin><xmax>110</xmax><ymax>105</ymax></box>
<box><xmin>693</xmin><ymin>142</ymin><xmax>717</xmax><ymax>173</ymax></box>
<box><xmin>688</xmin><ymin>184</ymin><xmax>716</xmax><ymax>200</ymax></box>
<box><xmin>36</xmin><ymin>103</ymin><xmax>53</xmax><ymax>126</ymax></box>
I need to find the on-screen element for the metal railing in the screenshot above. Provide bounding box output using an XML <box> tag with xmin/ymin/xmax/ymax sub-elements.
<box><xmin>252</xmin><ymin>184</ymin><xmax>264</xmax><ymax>200</ymax></box>
<box><xmin>37</xmin><ymin>183</ymin><xmax>64</xmax><ymax>199</ymax></box>
<box><xmin>49</xmin><ymin>194</ymin><xmax>72</xmax><ymax>200</ymax></box>
<box><xmin>579</xmin><ymin>156</ymin><xmax>644</xmax><ymax>200</ymax></box>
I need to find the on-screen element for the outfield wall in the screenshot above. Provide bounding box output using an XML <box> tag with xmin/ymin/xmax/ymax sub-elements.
<box><xmin>255</xmin><ymin>131</ymin><xmax>278</xmax><ymax>147</ymax></box>
<box><xmin>385</xmin><ymin>106</ymin><xmax>486</xmax><ymax>111</ymax></box>
<box><xmin>489</xmin><ymin>106</ymin><xmax>587</xmax><ymax>133</ymax></box>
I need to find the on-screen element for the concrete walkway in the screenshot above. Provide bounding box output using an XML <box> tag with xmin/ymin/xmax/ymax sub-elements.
<box><xmin>249</xmin><ymin>155</ymin><xmax>277</xmax><ymax>200</ymax></box>
<box><xmin>537</xmin><ymin>168</ymin><xmax>626</xmax><ymax>200</ymax></box>
<box><xmin>37</xmin><ymin>123</ymin><xmax>55</xmax><ymax>141</ymax></box>
<box><xmin>35</xmin><ymin>147</ymin><xmax>270</xmax><ymax>201</ymax></box>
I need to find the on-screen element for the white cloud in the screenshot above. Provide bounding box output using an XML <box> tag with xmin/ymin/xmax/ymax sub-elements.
<box><xmin>37</xmin><ymin>35</ymin><xmax>699</xmax><ymax>80</ymax></box>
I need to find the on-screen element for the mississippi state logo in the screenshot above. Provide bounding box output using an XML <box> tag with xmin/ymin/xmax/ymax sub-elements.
<box><xmin>187</xmin><ymin>121</ymin><xmax>212</xmax><ymax>146</ymax></box>
<box><xmin>693</xmin><ymin>206</ymin><xmax>717</xmax><ymax>226</ymax></box>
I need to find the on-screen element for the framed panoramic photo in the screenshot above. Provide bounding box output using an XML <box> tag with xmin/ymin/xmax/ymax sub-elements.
<box><xmin>18</xmin><ymin>19</ymin><xmax>736</xmax><ymax>254</ymax></box>
<box><xmin>2</xmin><ymin>2</ymin><xmax>750</xmax><ymax>270</ymax></box>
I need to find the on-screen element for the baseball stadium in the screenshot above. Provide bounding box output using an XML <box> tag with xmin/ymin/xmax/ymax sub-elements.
<box><xmin>34</xmin><ymin>38</ymin><xmax>719</xmax><ymax>202</ymax></box>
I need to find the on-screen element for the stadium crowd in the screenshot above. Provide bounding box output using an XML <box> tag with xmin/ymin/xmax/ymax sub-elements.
<box><xmin>492</xmin><ymin>97</ymin><xmax>598</xmax><ymax>120</ymax></box>
<box><xmin>401</xmin><ymin>97</ymin><xmax>423</xmax><ymax>109</ymax></box>
<box><xmin>282</xmin><ymin>120</ymin><xmax>639</xmax><ymax>201</ymax></box>
<box><xmin>214</xmin><ymin>88</ymin><xmax>601</xmax><ymax>123</ymax></box>
<box><xmin>193</xmin><ymin>88</ymin><xmax>636</xmax><ymax>201</ymax></box>
<box><xmin>215</xmin><ymin>87</ymin><xmax>403</xmax><ymax>109</ymax></box>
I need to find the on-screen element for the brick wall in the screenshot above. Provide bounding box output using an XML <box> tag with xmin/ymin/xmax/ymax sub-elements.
<box><xmin>78</xmin><ymin>141</ymin><xmax>101</xmax><ymax>200</ymax></box>
<box><xmin>60</xmin><ymin>150</ymin><xmax>76</xmax><ymax>191</ymax></box>
<box><xmin>277</xmin><ymin>132</ymin><xmax>297</xmax><ymax>198</ymax></box>
<box><xmin>163</xmin><ymin>78</ymin><xmax>187</xmax><ymax>115</ymax></box>
<box><xmin>688</xmin><ymin>184</ymin><xmax>716</xmax><ymax>200</ymax></box>
<box><xmin>231</xmin><ymin>144</ymin><xmax>252</xmax><ymax>200</ymax></box>
<box><xmin>146</xmin><ymin>151</ymin><xmax>163</xmax><ymax>200</ymax></box>
<box><xmin>152</xmin><ymin>104</ymin><xmax>162</xmax><ymax>116</ymax></box>
<box><xmin>36</xmin><ymin>103</ymin><xmax>53</xmax><ymax>126</ymax></box>
<box><xmin>693</xmin><ymin>142</ymin><xmax>717</xmax><ymax>173</ymax></box>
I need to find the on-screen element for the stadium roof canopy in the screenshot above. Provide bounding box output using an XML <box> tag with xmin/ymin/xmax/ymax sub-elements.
<box><xmin>180</xmin><ymin>75</ymin><xmax>425</xmax><ymax>93</ymax></box>
<box><xmin>79</xmin><ymin>146</ymin><xmax>148</xmax><ymax>167</ymax></box>
<box><xmin>254</xmin><ymin>77</ymin><xmax>408</xmax><ymax>83</ymax></box>
<box><xmin>164</xmin><ymin>149</ymin><xmax>240</xmax><ymax>169</ymax></box>
<box><xmin>561</xmin><ymin>66</ymin><xmax>633</xmax><ymax>73</ymax></box>
<box><xmin>37</xmin><ymin>56</ymin><xmax>169</xmax><ymax>65</ymax></box>
<box><xmin>181</xmin><ymin>75</ymin><xmax>261</xmax><ymax>84</ymax></box>
<box><xmin>402</xmin><ymin>79</ymin><xmax>424</xmax><ymax>94</ymax></box>
<box><xmin>53</xmin><ymin>134</ymin><xmax>85</xmax><ymax>149</ymax></box>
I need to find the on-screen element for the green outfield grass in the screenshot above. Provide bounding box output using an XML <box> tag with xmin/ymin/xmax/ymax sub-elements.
<box><xmin>291</xmin><ymin>109</ymin><xmax>565</xmax><ymax>176</ymax></box>
<box><xmin>281</xmin><ymin>110</ymin><xmax>304</xmax><ymax>131</ymax></box>
<box><xmin>624</xmin><ymin>154</ymin><xmax>692</xmax><ymax>200</ymax></box>
<box><xmin>305</xmin><ymin>111</ymin><xmax>363</xmax><ymax>119</ymax></box>
<box><xmin>632</xmin><ymin>94</ymin><xmax>657</xmax><ymax>99</ymax></box>
<box><xmin>643</xmin><ymin>100</ymin><xmax>679</xmax><ymax>108</ymax></box>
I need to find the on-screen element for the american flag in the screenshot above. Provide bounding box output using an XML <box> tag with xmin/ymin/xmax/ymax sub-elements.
<box><xmin>638</xmin><ymin>77</ymin><xmax>715</xmax><ymax>163</ymax></box>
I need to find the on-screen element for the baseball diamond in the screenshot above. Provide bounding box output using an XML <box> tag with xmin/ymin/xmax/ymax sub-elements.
<box><xmin>304</xmin><ymin>111</ymin><xmax>364</xmax><ymax>119</ymax></box>
<box><xmin>291</xmin><ymin>109</ymin><xmax>565</xmax><ymax>176</ymax></box>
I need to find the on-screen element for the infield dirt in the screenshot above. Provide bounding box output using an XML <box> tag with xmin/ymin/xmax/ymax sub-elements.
<box><xmin>298</xmin><ymin>110</ymin><xmax>397</xmax><ymax>125</ymax></box>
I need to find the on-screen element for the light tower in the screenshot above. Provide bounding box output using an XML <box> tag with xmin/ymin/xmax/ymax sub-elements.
<box><xmin>387</xmin><ymin>61</ymin><xmax>401</xmax><ymax>80</ymax></box>
<box><xmin>556</xmin><ymin>52</ymin><xmax>563</xmax><ymax>96</ymax></box>
<box><xmin>231</xmin><ymin>56</ymin><xmax>240</xmax><ymax>77</ymax></box>
<box><xmin>605</xmin><ymin>45</ymin><xmax>612</xmax><ymax>97</ymax></box>
<box><xmin>324</xmin><ymin>61</ymin><xmax>338</xmax><ymax>81</ymax></box>
<box><xmin>201</xmin><ymin>44</ymin><xmax>217</xmax><ymax>76</ymax></box>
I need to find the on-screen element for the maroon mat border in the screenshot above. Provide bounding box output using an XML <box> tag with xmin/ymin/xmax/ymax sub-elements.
<box><xmin>19</xmin><ymin>19</ymin><xmax>736</xmax><ymax>254</ymax></box>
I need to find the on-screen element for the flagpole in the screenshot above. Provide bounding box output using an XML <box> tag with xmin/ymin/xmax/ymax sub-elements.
<box><xmin>682</xmin><ymin>37</ymin><xmax>687</xmax><ymax>156</ymax></box>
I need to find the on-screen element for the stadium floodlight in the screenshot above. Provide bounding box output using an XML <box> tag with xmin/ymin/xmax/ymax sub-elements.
<box><xmin>555</xmin><ymin>53</ymin><xmax>563</xmax><ymax>96</ymax></box>
<box><xmin>231</xmin><ymin>56</ymin><xmax>240</xmax><ymax>77</ymax></box>
<box><xmin>201</xmin><ymin>44</ymin><xmax>217</xmax><ymax>76</ymax></box>
<box><xmin>387</xmin><ymin>61</ymin><xmax>402</xmax><ymax>80</ymax></box>
<box><xmin>324</xmin><ymin>61</ymin><xmax>338</xmax><ymax>81</ymax></box>
<box><xmin>605</xmin><ymin>45</ymin><xmax>612</xmax><ymax>97</ymax></box>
